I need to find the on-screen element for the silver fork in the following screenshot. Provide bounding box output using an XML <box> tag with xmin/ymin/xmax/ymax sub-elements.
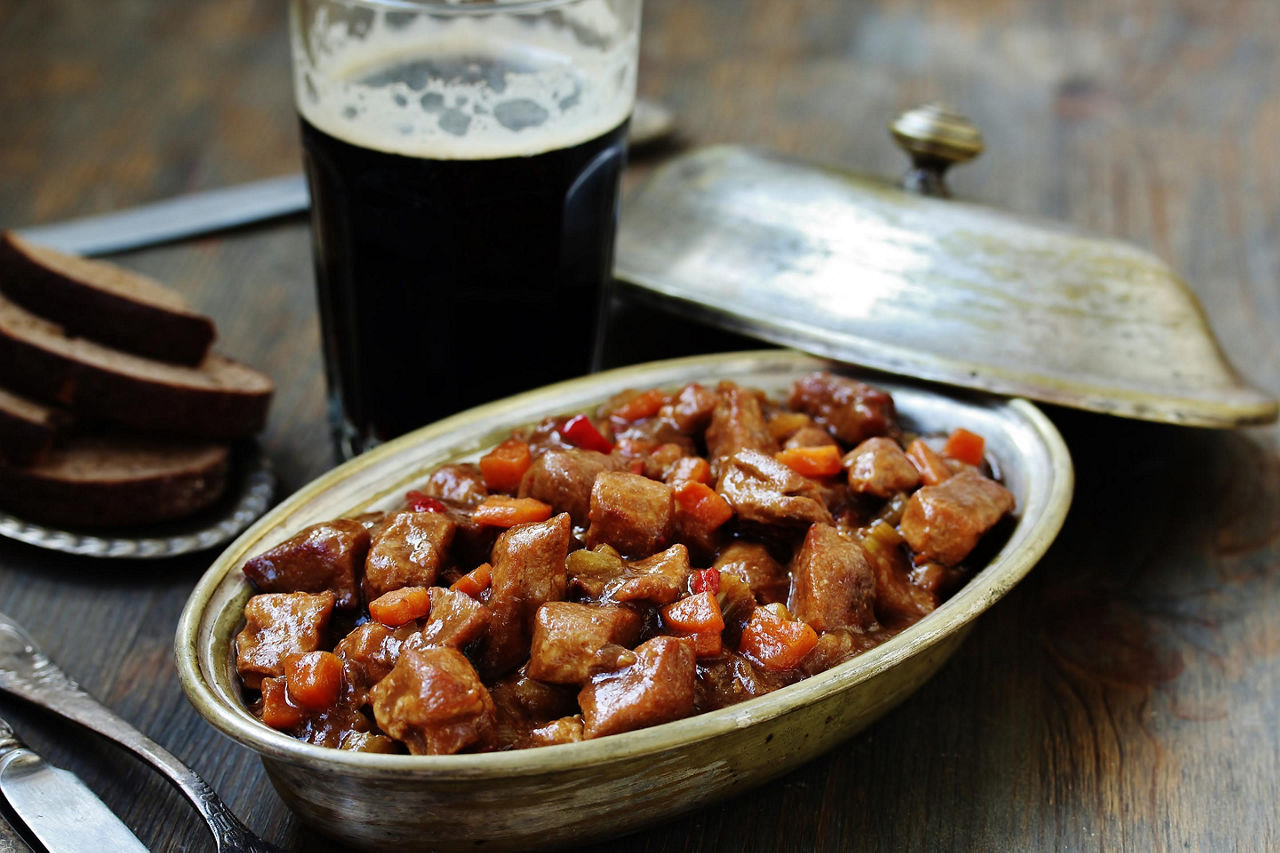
<box><xmin>0</xmin><ymin>612</ymin><xmax>280</xmax><ymax>853</ymax></box>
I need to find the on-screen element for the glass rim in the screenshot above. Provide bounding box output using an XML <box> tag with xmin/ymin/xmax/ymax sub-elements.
<box><xmin>315</xmin><ymin>0</ymin><xmax>605</xmax><ymax>14</ymax></box>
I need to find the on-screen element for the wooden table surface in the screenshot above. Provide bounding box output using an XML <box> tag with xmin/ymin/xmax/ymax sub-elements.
<box><xmin>2</xmin><ymin>0</ymin><xmax>1278</xmax><ymax>850</ymax></box>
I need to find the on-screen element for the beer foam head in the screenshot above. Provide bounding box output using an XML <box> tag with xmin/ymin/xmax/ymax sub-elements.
<box><xmin>292</xmin><ymin>0</ymin><xmax>639</xmax><ymax>160</ymax></box>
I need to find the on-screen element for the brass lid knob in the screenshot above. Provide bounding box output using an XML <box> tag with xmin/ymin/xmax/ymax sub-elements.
<box><xmin>889</xmin><ymin>103</ymin><xmax>983</xmax><ymax>197</ymax></box>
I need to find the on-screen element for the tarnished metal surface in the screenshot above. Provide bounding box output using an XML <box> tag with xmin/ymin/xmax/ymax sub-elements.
<box><xmin>615</xmin><ymin>146</ymin><xmax>1277</xmax><ymax>428</ymax></box>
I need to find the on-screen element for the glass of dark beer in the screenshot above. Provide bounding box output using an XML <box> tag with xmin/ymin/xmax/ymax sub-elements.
<box><xmin>289</xmin><ymin>0</ymin><xmax>642</xmax><ymax>459</ymax></box>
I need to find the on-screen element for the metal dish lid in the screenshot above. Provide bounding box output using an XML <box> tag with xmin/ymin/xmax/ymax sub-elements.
<box><xmin>614</xmin><ymin>104</ymin><xmax>1278</xmax><ymax>428</ymax></box>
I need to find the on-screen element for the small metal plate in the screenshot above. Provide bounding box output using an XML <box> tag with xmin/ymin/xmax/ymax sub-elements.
<box><xmin>0</xmin><ymin>444</ymin><xmax>275</xmax><ymax>559</ymax></box>
<box><xmin>615</xmin><ymin>146</ymin><xmax>1277</xmax><ymax>428</ymax></box>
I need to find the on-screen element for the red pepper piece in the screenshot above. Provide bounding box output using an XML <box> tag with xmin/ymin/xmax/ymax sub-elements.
<box><xmin>691</xmin><ymin>567</ymin><xmax>721</xmax><ymax>594</ymax></box>
<box><xmin>560</xmin><ymin>414</ymin><xmax>613</xmax><ymax>453</ymax></box>
<box><xmin>405</xmin><ymin>490</ymin><xmax>447</xmax><ymax>513</ymax></box>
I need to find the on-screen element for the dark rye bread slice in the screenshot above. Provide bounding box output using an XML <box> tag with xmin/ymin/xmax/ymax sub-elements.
<box><xmin>0</xmin><ymin>434</ymin><xmax>230</xmax><ymax>527</ymax></box>
<box><xmin>0</xmin><ymin>385</ymin><xmax>70</xmax><ymax>465</ymax></box>
<box><xmin>0</xmin><ymin>293</ymin><xmax>272</xmax><ymax>438</ymax></box>
<box><xmin>0</xmin><ymin>232</ymin><xmax>216</xmax><ymax>365</ymax></box>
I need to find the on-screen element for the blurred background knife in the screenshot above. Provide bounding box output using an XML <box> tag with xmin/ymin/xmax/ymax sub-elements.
<box><xmin>11</xmin><ymin>98</ymin><xmax>674</xmax><ymax>258</ymax></box>
<box><xmin>13</xmin><ymin>174</ymin><xmax>310</xmax><ymax>258</ymax></box>
<box><xmin>0</xmin><ymin>716</ymin><xmax>148</xmax><ymax>852</ymax></box>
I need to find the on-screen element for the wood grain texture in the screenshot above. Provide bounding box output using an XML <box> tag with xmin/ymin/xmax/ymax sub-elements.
<box><xmin>1</xmin><ymin>0</ymin><xmax>1277</xmax><ymax>850</ymax></box>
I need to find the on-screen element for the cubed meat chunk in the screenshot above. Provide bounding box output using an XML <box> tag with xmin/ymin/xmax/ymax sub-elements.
<box><xmin>713</xmin><ymin>541</ymin><xmax>789</xmax><ymax>605</ymax></box>
<box><xmin>338</xmin><ymin>731</ymin><xmax>399</xmax><ymax>754</ymax></box>
<box><xmin>489</xmin><ymin>666</ymin><xmax>581</xmax><ymax>750</ymax></box>
<box><xmin>705</xmin><ymin>382</ymin><xmax>777</xmax><ymax>467</ymax></box>
<box><xmin>527</xmin><ymin>602</ymin><xmax>643</xmax><ymax>684</ymax></box>
<box><xmin>578</xmin><ymin>636</ymin><xmax>696</xmax><ymax>739</ymax></box>
<box><xmin>481</xmin><ymin>513</ymin><xmax>572</xmax><ymax>677</ymax></box>
<box><xmin>613</xmin><ymin>417</ymin><xmax>695</xmax><ymax>459</ymax></box>
<box><xmin>585</xmin><ymin>471</ymin><xmax>674</xmax><ymax>557</ymax></box>
<box><xmin>788</xmin><ymin>524</ymin><xmax>876</xmax><ymax>633</ymax></box>
<box><xmin>798</xmin><ymin>628</ymin><xmax>884</xmax><ymax>677</ymax></box>
<box><xmin>783</xmin><ymin>425</ymin><xmax>839</xmax><ymax>450</ymax></box>
<box><xmin>899</xmin><ymin>468</ymin><xmax>1015</xmax><ymax>566</ymax></box>
<box><xmin>844</xmin><ymin>437</ymin><xmax>921</xmax><ymax>498</ymax></box>
<box><xmin>519</xmin><ymin>449</ymin><xmax>626</xmax><ymax>526</ymax></box>
<box><xmin>242</xmin><ymin>520</ymin><xmax>368</xmax><ymax>610</ymax></box>
<box><xmin>492</xmin><ymin>666</ymin><xmax>580</xmax><ymax>722</ymax></box>
<box><xmin>369</xmin><ymin>647</ymin><xmax>496</xmax><ymax>755</ymax></box>
<box><xmin>604</xmin><ymin>544</ymin><xmax>693</xmax><ymax>605</ymax></box>
<box><xmin>526</xmin><ymin>716</ymin><xmax>586</xmax><ymax>747</ymax></box>
<box><xmin>641</xmin><ymin>442</ymin><xmax>687</xmax><ymax>481</ymax></box>
<box><xmin>908</xmin><ymin>561</ymin><xmax>968</xmax><ymax>598</ymax></box>
<box><xmin>695</xmin><ymin>652</ymin><xmax>793</xmax><ymax>711</ymax></box>
<box><xmin>788</xmin><ymin>371</ymin><xmax>898</xmax><ymax>445</ymax></box>
<box><xmin>412</xmin><ymin>586</ymin><xmax>491</xmax><ymax>650</ymax></box>
<box><xmin>717</xmin><ymin>449</ymin><xmax>833</xmax><ymax>526</ymax></box>
<box><xmin>668</xmin><ymin>382</ymin><xmax>717</xmax><ymax>434</ymax></box>
<box><xmin>236</xmin><ymin>591</ymin><xmax>336</xmax><ymax>689</ymax></box>
<box><xmin>333</xmin><ymin>621</ymin><xmax>411</xmax><ymax>707</ymax></box>
<box><xmin>858</xmin><ymin>521</ymin><xmax>937</xmax><ymax>625</ymax></box>
<box><xmin>449</xmin><ymin>513</ymin><xmax>502</xmax><ymax>571</ymax></box>
<box><xmin>295</xmin><ymin>705</ymin><xmax>378</xmax><ymax>749</ymax></box>
<box><xmin>363</xmin><ymin>511</ymin><xmax>457</xmax><ymax>600</ymax></box>
<box><xmin>421</xmin><ymin>463</ymin><xmax>489</xmax><ymax>507</ymax></box>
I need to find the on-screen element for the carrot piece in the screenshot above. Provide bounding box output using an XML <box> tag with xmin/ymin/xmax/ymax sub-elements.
<box><xmin>612</xmin><ymin>388</ymin><xmax>667</xmax><ymax>421</ymax></box>
<box><xmin>774</xmin><ymin>445</ymin><xmax>843</xmax><ymax>478</ymax></box>
<box><xmin>368</xmin><ymin>586</ymin><xmax>433</xmax><ymax>627</ymax></box>
<box><xmin>451</xmin><ymin>563</ymin><xmax>492</xmax><ymax>599</ymax></box>
<box><xmin>672</xmin><ymin>481</ymin><xmax>734</xmax><ymax>530</ymax></box>
<box><xmin>666</xmin><ymin>456</ymin><xmax>712</xmax><ymax>485</ymax></box>
<box><xmin>472</xmin><ymin>496</ymin><xmax>554</xmax><ymax>527</ymax></box>
<box><xmin>738</xmin><ymin>607</ymin><xmax>819</xmax><ymax>671</ymax></box>
<box><xmin>906</xmin><ymin>439</ymin><xmax>952</xmax><ymax>486</ymax></box>
<box><xmin>260</xmin><ymin>676</ymin><xmax>306</xmax><ymax>729</ymax></box>
<box><xmin>283</xmin><ymin>651</ymin><xmax>343</xmax><ymax>711</ymax></box>
<box><xmin>662</xmin><ymin>591</ymin><xmax>725</xmax><ymax>634</ymax></box>
<box><xmin>681</xmin><ymin>631</ymin><xmax>723</xmax><ymax>658</ymax></box>
<box><xmin>479</xmin><ymin>438</ymin><xmax>532</xmax><ymax>493</ymax></box>
<box><xmin>942</xmin><ymin>427</ymin><xmax>986</xmax><ymax>467</ymax></box>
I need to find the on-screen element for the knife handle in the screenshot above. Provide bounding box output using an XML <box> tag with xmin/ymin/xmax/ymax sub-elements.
<box><xmin>0</xmin><ymin>616</ymin><xmax>277</xmax><ymax>853</ymax></box>
<box><xmin>0</xmin><ymin>718</ymin><xmax>23</xmax><ymax>767</ymax></box>
<box><xmin>0</xmin><ymin>719</ymin><xmax>33</xmax><ymax>853</ymax></box>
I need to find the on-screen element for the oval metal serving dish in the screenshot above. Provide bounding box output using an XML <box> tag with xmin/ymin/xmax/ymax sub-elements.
<box><xmin>176</xmin><ymin>351</ymin><xmax>1073</xmax><ymax>851</ymax></box>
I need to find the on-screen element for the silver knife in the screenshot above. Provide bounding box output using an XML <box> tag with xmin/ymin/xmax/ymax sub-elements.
<box><xmin>0</xmin><ymin>716</ymin><xmax>148</xmax><ymax>852</ymax></box>
<box><xmin>12</xmin><ymin>98</ymin><xmax>675</xmax><ymax>258</ymax></box>
<box><xmin>0</xmin><ymin>813</ymin><xmax>33</xmax><ymax>853</ymax></box>
<box><xmin>14</xmin><ymin>174</ymin><xmax>310</xmax><ymax>257</ymax></box>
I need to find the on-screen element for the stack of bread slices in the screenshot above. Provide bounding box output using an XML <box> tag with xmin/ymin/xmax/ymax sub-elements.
<box><xmin>0</xmin><ymin>232</ymin><xmax>274</xmax><ymax>528</ymax></box>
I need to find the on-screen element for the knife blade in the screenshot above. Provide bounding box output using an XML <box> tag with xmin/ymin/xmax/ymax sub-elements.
<box><xmin>11</xmin><ymin>98</ymin><xmax>675</xmax><ymax>258</ymax></box>
<box><xmin>13</xmin><ymin>174</ymin><xmax>310</xmax><ymax>258</ymax></box>
<box><xmin>0</xmin><ymin>716</ymin><xmax>147</xmax><ymax>853</ymax></box>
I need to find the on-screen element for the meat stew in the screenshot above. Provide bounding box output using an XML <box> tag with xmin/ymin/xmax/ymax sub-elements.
<box><xmin>233</xmin><ymin>371</ymin><xmax>1015</xmax><ymax>754</ymax></box>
